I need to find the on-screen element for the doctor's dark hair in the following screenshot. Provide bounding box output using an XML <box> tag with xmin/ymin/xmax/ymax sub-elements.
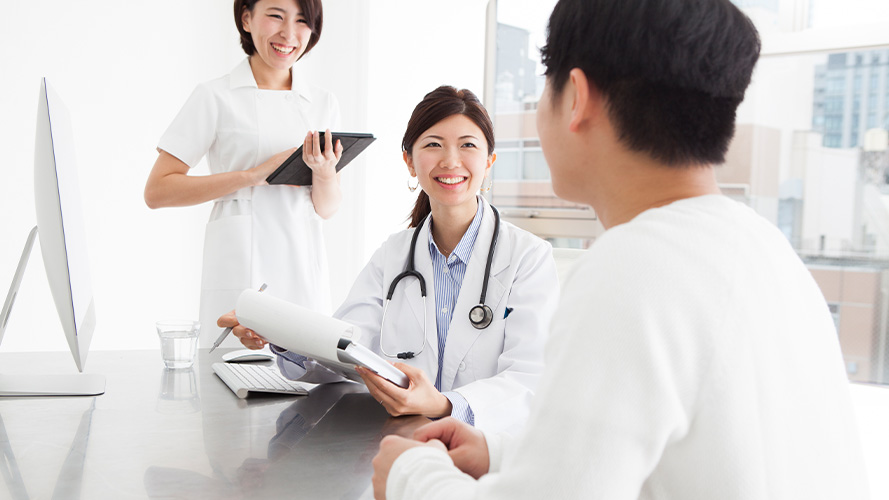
<box><xmin>234</xmin><ymin>0</ymin><xmax>323</xmax><ymax>59</ymax></box>
<box><xmin>402</xmin><ymin>86</ymin><xmax>495</xmax><ymax>228</ymax></box>
<box><xmin>540</xmin><ymin>0</ymin><xmax>760</xmax><ymax>166</ymax></box>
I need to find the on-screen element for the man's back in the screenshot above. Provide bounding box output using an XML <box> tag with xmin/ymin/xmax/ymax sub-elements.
<box><xmin>528</xmin><ymin>194</ymin><xmax>868</xmax><ymax>498</ymax></box>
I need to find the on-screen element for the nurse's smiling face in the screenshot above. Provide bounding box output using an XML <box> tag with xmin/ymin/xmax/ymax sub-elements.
<box><xmin>404</xmin><ymin>114</ymin><xmax>495</xmax><ymax>213</ymax></box>
<box><xmin>241</xmin><ymin>0</ymin><xmax>312</xmax><ymax>77</ymax></box>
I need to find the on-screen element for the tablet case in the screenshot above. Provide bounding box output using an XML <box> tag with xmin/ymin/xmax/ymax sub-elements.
<box><xmin>265</xmin><ymin>132</ymin><xmax>376</xmax><ymax>186</ymax></box>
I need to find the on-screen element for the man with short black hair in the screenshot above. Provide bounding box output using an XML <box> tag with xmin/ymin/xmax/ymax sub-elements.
<box><xmin>371</xmin><ymin>0</ymin><xmax>868</xmax><ymax>498</ymax></box>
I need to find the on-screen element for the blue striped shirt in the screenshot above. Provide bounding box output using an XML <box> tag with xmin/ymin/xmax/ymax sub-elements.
<box><xmin>427</xmin><ymin>199</ymin><xmax>484</xmax><ymax>426</ymax></box>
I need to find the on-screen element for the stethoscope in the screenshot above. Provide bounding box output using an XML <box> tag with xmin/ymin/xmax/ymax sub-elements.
<box><xmin>379</xmin><ymin>205</ymin><xmax>501</xmax><ymax>359</ymax></box>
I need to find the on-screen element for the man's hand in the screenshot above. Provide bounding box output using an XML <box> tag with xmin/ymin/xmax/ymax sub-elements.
<box><xmin>372</xmin><ymin>435</ymin><xmax>446</xmax><ymax>500</ymax></box>
<box><xmin>413</xmin><ymin>417</ymin><xmax>490</xmax><ymax>479</ymax></box>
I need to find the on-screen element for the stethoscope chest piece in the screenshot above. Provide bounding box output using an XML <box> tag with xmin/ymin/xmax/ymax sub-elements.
<box><xmin>469</xmin><ymin>304</ymin><xmax>494</xmax><ymax>329</ymax></box>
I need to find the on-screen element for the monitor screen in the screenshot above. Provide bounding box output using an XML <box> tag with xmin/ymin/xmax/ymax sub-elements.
<box><xmin>0</xmin><ymin>79</ymin><xmax>104</xmax><ymax>396</ymax></box>
<box><xmin>33</xmin><ymin>78</ymin><xmax>97</xmax><ymax>372</ymax></box>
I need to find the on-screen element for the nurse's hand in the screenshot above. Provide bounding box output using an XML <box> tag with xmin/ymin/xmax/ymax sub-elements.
<box><xmin>247</xmin><ymin>147</ymin><xmax>298</xmax><ymax>187</ymax></box>
<box><xmin>356</xmin><ymin>363</ymin><xmax>452</xmax><ymax>418</ymax></box>
<box><xmin>217</xmin><ymin>310</ymin><xmax>267</xmax><ymax>349</ymax></box>
<box><xmin>412</xmin><ymin>417</ymin><xmax>490</xmax><ymax>479</ymax></box>
<box><xmin>303</xmin><ymin>129</ymin><xmax>343</xmax><ymax>181</ymax></box>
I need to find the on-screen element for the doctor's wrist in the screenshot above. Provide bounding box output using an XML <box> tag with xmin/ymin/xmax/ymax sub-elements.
<box><xmin>426</xmin><ymin>393</ymin><xmax>453</xmax><ymax>419</ymax></box>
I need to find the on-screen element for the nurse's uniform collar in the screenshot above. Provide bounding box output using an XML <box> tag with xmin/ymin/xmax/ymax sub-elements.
<box><xmin>229</xmin><ymin>58</ymin><xmax>312</xmax><ymax>103</ymax></box>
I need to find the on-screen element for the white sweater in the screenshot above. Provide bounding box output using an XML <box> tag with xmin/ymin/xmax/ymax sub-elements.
<box><xmin>387</xmin><ymin>195</ymin><xmax>869</xmax><ymax>500</ymax></box>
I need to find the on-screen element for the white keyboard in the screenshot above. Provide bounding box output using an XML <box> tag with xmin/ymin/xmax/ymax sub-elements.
<box><xmin>212</xmin><ymin>362</ymin><xmax>309</xmax><ymax>399</ymax></box>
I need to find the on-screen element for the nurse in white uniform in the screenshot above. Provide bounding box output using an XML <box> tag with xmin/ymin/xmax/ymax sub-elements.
<box><xmin>144</xmin><ymin>0</ymin><xmax>342</xmax><ymax>347</ymax></box>
<box><xmin>223</xmin><ymin>86</ymin><xmax>560</xmax><ymax>434</ymax></box>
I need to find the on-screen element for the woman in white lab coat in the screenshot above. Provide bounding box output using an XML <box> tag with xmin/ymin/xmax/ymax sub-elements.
<box><xmin>226</xmin><ymin>86</ymin><xmax>559</xmax><ymax>433</ymax></box>
<box><xmin>143</xmin><ymin>0</ymin><xmax>342</xmax><ymax>347</ymax></box>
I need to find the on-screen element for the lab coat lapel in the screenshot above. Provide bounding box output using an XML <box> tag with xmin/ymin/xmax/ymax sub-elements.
<box><xmin>440</xmin><ymin>199</ymin><xmax>509</xmax><ymax>391</ymax></box>
<box><xmin>397</xmin><ymin>219</ymin><xmax>439</xmax><ymax>363</ymax></box>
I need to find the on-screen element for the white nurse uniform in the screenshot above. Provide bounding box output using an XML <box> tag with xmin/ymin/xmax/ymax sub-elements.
<box><xmin>158</xmin><ymin>58</ymin><xmax>340</xmax><ymax>347</ymax></box>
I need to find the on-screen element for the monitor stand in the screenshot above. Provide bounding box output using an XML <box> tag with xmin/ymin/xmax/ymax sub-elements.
<box><xmin>0</xmin><ymin>227</ymin><xmax>105</xmax><ymax>397</ymax></box>
<box><xmin>0</xmin><ymin>374</ymin><xmax>105</xmax><ymax>397</ymax></box>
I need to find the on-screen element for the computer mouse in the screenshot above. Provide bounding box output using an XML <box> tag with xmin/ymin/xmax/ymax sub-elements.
<box><xmin>222</xmin><ymin>349</ymin><xmax>275</xmax><ymax>363</ymax></box>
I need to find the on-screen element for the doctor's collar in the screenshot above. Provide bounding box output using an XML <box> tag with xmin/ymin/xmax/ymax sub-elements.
<box><xmin>427</xmin><ymin>198</ymin><xmax>484</xmax><ymax>264</ymax></box>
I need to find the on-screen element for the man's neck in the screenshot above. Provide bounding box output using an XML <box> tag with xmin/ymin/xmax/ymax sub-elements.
<box><xmin>586</xmin><ymin>151</ymin><xmax>721</xmax><ymax>229</ymax></box>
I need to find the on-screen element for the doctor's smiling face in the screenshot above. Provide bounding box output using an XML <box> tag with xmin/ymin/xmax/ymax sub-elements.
<box><xmin>240</xmin><ymin>0</ymin><xmax>316</xmax><ymax>79</ymax></box>
<box><xmin>402</xmin><ymin>87</ymin><xmax>496</xmax><ymax>224</ymax></box>
<box><xmin>405</xmin><ymin>114</ymin><xmax>495</xmax><ymax>216</ymax></box>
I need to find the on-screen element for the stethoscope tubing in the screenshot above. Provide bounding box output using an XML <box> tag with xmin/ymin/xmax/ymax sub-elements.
<box><xmin>379</xmin><ymin>204</ymin><xmax>500</xmax><ymax>359</ymax></box>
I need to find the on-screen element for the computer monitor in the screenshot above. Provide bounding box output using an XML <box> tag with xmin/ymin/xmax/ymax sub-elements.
<box><xmin>0</xmin><ymin>78</ymin><xmax>105</xmax><ymax>396</ymax></box>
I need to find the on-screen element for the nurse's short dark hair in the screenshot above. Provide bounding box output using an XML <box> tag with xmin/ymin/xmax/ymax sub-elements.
<box><xmin>234</xmin><ymin>0</ymin><xmax>323</xmax><ymax>59</ymax></box>
<box><xmin>540</xmin><ymin>0</ymin><xmax>761</xmax><ymax>166</ymax></box>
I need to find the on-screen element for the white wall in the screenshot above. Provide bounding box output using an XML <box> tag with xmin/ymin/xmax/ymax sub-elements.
<box><xmin>0</xmin><ymin>0</ymin><xmax>488</xmax><ymax>356</ymax></box>
<box><xmin>361</xmin><ymin>0</ymin><xmax>489</xmax><ymax>256</ymax></box>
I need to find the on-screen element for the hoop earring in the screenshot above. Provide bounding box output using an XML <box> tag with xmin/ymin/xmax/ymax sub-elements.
<box><xmin>407</xmin><ymin>177</ymin><xmax>419</xmax><ymax>193</ymax></box>
<box><xmin>480</xmin><ymin>176</ymin><xmax>493</xmax><ymax>193</ymax></box>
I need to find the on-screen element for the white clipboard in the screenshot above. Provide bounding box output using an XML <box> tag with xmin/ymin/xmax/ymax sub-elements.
<box><xmin>235</xmin><ymin>289</ymin><xmax>408</xmax><ymax>388</ymax></box>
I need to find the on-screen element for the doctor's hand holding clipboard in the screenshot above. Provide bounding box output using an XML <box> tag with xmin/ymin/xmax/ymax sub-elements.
<box><xmin>219</xmin><ymin>86</ymin><xmax>560</xmax><ymax>434</ymax></box>
<box><xmin>354</xmin><ymin>364</ymin><xmax>453</xmax><ymax>418</ymax></box>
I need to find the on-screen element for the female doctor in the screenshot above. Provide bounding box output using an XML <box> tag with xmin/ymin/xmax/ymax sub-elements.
<box><xmin>223</xmin><ymin>86</ymin><xmax>559</xmax><ymax>433</ymax></box>
<box><xmin>144</xmin><ymin>0</ymin><xmax>342</xmax><ymax>347</ymax></box>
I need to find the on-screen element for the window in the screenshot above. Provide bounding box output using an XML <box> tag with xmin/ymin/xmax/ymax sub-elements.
<box><xmin>808</xmin><ymin>0</ymin><xmax>889</xmax><ymax>29</ymax></box>
<box><xmin>485</xmin><ymin>0</ymin><xmax>600</xmax><ymax>244</ymax></box>
<box><xmin>730</xmin><ymin>1</ymin><xmax>889</xmax><ymax>385</ymax></box>
<box><xmin>485</xmin><ymin>0</ymin><xmax>889</xmax><ymax>384</ymax></box>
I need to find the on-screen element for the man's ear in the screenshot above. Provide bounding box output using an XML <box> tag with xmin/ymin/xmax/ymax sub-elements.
<box><xmin>567</xmin><ymin>68</ymin><xmax>600</xmax><ymax>133</ymax></box>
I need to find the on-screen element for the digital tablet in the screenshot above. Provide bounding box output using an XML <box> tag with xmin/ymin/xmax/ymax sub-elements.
<box><xmin>265</xmin><ymin>131</ymin><xmax>376</xmax><ymax>186</ymax></box>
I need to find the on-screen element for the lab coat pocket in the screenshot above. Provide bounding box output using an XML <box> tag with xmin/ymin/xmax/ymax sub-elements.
<box><xmin>201</xmin><ymin>214</ymin><xmax>252</xmax><ymax>291</ymax></box>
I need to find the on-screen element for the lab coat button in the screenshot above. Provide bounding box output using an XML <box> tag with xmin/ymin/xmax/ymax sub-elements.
<box><xmin>458</xmin><ymin>362</ymin><xmax>466</xmax><ymax>371</ymax></box>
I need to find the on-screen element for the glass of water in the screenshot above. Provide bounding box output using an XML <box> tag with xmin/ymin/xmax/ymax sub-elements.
<box><xmin>156</xmin><ymin>320</ymin><xmax>200</xmax><ymax>369</ymax></box>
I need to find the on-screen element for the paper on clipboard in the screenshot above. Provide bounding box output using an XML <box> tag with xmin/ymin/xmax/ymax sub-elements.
<box><xmin>235</xmin><ymin>289</ymin><xmax>408</xmax><ymax>388</ymax></box>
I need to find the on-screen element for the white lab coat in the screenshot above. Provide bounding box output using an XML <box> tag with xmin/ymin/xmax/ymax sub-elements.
<box><xmin>158</xmin><ymin>59</ymin><xmax>339</xmax><ymax>347</ymax></box>
<box><xmin>282</xmin><ymin>199</ymin><xmax>560</xmax><ymax>433</ymax></box>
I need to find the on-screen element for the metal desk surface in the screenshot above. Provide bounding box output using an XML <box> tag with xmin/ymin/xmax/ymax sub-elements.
<box><xmin>0</xmin><ymin>349</ymin><xmax>427</xmax><ymax>499</ymax></box>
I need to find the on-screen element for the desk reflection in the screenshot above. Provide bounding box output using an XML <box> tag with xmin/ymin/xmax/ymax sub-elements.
<box><xmin>156</xmin><ymin>367</ymin><xmax>201</xmax><ymax>414</ymax></box>
<box><xmin>0</xmin><ymin>399</ymin><xmax>95</xmax><ymax>500</ymax></box>
<box><xmin>144</xmin><ymin>383</ymin><xmax>426</xmax><ymax>499</ymax></box>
